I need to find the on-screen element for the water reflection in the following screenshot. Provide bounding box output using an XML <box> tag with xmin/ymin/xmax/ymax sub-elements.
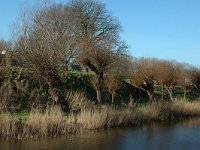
<box><xmin>1</xmin><ymin>118</ymin><xmax>200</xmax><ymax>150</ymax></box>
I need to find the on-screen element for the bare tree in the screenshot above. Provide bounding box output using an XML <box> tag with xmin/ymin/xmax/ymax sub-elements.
<box><xmin>190</xmin><ymin>67</ymin><xmax>200</xmax><ymax>91</ymax></box>
<box><xmin>104</xmin><ymin>55</ymin><xmax>131</xmax><ymax>104</ymax></box>
<box><xmin>130</xmin><ymin>58</ymin><xmax>157</xmax><ymax>101</ymax></box>
<box><xmin>69</xmin><ymin>0</ymin><xmax>126</xmax><ymax>103</ymax></box>
<box><xmin>175</xmin><ymin>63</ymin><xmax>193</xmax><ymax>100</ymax></box>
<box><xmin>154</xmin><ymin>60</ymin><xmax>177</xmax><ymax>101</ymax></box>
<box><xmin>105</xmin><ymin>76</ymin><xmax>122</xmax><ymax>104</ymax></box>
<box><xmin>15</xmin><ymin>3</ymin><xmax>78</xmax><ymax>104</ymax></box>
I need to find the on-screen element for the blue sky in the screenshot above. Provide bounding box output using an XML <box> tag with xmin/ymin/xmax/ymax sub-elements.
<box><xmin>0</xmin><ymin>0</ymin><xmax>200</xmax><ymax>67</ymax></box>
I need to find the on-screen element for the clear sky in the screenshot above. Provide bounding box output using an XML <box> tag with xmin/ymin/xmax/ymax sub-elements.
<box><xmin>0</xmin><ymin>0</ymin><xmax>200</xmax><ymax>67</ymax></box>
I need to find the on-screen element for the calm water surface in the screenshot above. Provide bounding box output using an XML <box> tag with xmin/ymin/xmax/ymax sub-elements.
<box><xmin>1</xmin><ymin>119</ymin><xmax>200</xmax><ymax>150</ymax></box>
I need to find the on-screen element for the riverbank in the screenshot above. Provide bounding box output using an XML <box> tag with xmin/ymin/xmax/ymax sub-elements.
<box><xmin>1</xmin><ymin>100</ymin><xmax>200</xmax><ymax>139</ymax></box>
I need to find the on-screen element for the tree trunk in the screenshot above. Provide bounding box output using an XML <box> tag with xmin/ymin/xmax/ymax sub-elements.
<box><xmin>184</xmin><ymin>87</ymin><xmax>187</xmax><ymax>100</ymax></box>
<box><xmin>96</xmin><ymin>87</ymin><xmax>102</xmax><ymax>104</ymax></box>
<box><xmin>47</xmin><ymin>81</ymin><xmax>59</xmax><ymax>105</ymax></box>
<box><xmin>161</xmin><ymin>84</ymin><xmax>164</xmax><ymax>101</ymax></box>
<box><xmin>95</xmin><ymin>72</ymin><xmax>104</xmax><ymax>104</ymax></box>
<box><xmin>147</xmin><ymin>91</ymin><xmax>153</xmax><ymax>102</ymax></box>
<box><xmin>165</xmin><ymin>86</ymin><xmax>174</xmax><ymax>101</ymax></box>
<box><xmin>111</xmin><ymin>91</ymin><xmax>115</xmax><ymax>104</ymax></box>
<box><xmin>144</xmin><ymin>82</ymin><xmax>154</xmax><ymax>102</ymax></box>
<box><xmin>46</xmin><ymin>71</ymin><xmax>61</xmax><ymax>105</ymax></box>
<box><xmin>132</xmin><ymin>84</ymin><xmax>153</xmax><ymax>102</ymax></box>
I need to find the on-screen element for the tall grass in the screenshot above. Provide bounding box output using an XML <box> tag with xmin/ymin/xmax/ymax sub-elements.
<box><xmin>23</xmin><ymin>106</ymin><xmax>66</xmax><ymax>137</ymax></box>
<box><xmin>1</xmin><ymin>99</ymin><xmax>200</xmax><ymax>139</ymax></box>
<box><xmin>172</xmin><ymin>100</ymin><xmax>200</xmax><ymax>117</ymax></box>
<box><xmin>0</xmin><ymin>113</ymin><xmax>17</xmax><ymax>138</ymax></box>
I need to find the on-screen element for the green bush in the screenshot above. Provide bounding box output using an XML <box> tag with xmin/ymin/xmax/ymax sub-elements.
<box><xmin>0</xmin><ymin>67</ymin><xmax>97</xmax><ymax>112</ymax></box>
<box><xmin>60</xmin><ymin>71</ymin><xmax>96</xmax><ymax>101</ymax></box>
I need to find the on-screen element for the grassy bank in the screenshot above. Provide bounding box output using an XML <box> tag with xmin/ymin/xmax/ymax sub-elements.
<box><xmin>1</xmin><ymin>100</ymin><xmax>200</xmax><ymax>139</ymax></box>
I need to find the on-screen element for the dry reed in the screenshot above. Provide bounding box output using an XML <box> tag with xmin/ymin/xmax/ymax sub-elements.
<box><xmin>0</xmin><ymin>99</ymin><xmax>200</xmax><ymax>139</ymax></box>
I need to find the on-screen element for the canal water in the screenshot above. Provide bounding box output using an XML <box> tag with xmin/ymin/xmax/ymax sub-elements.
<box><xmin>1</xmin><ymin>118</ymin><xmax>200</xmax><ymax>150</ymax></box>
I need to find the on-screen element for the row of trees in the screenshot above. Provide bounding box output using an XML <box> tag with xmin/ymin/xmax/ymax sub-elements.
<box><xmin>129</xmin><ymin>58</ymin><xmax>200</xmax><ymax>101</ymax></box>
<box><xmin>0</xmin><ymin>0</ymin><xmax>200</xmax><ymax>108</ymax></box>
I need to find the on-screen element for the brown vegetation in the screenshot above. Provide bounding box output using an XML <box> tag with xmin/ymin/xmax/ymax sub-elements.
<box><xmin>1</xmin><ymin>100</ymin><xmax>200</xmax><ymax>139</ymax></box>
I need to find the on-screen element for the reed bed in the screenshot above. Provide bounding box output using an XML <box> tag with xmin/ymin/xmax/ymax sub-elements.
<box><xmin>1</xmin><ymin>100</ymin><xmax>200</xmax><ymax>139</ymax></box>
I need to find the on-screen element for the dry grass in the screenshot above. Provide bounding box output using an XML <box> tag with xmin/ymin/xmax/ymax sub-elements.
<box><xmin>0</xmin><ymin>113</ymin><xmax>19</xmax><ymax>139</ymax></box>
<box><xmin>76</xmin><ymin>105</ymin><xmax>144</xmax><ymax>129</ymax></box>
<box><xmin>0</xmin><ymin>99</ymin><xmax>200</xmax><ymax>139</ymax></box>
<box><xmin>0</xmin><ymin>106</ymin><xmax>79</xmax><ymax>139</ymax></box>
<box><xmin>23</xmin><ymin>106</ymin><xmax>66</xmax><ymax>137</ymax></box>
<box><xmin>138</xmin><ymin>102</ymin><xmax>172</xmax><ymax>121</ymax></box>
<box><xmin>172</xmin><ymin>100</ymin><xmax>200</xmax><ymax>117</ymax></box>
<box><xmin>77</xmin><ymin>107</ymin><xmax>107</xmax><ymax>129</ymax></box>
<box><xmin>65</xmin><ymin>91</ymin><xmax>94</xmax><ymax>112</ymax></box>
